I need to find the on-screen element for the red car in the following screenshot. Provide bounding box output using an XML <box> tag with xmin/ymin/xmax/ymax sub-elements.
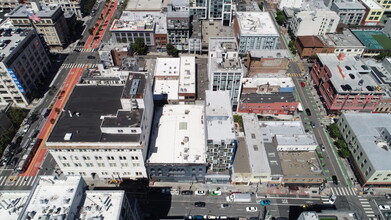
<box><xmin>300</xmin><ymin>82</ymin><xmax>305</xmax><ymax>87</ymax></box>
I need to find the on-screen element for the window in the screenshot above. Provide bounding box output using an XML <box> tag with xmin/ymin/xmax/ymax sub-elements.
<box><xmin>374</xmin><ymin>178</ymin><xmax>378</xmax><ymax>180</ymax></box>
<box><xmin>107</xmin><ymin>156</ymin><xmax>114</xmax><ymax>160</ymax></box>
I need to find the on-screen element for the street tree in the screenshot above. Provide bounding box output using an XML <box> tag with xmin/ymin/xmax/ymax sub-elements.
<box><xmin>130</xmin><ymin>38</ymin><xmax>148</xmax><ymax>55</ymax></box>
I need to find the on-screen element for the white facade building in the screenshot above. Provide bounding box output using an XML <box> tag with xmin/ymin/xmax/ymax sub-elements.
<box><xmin>0</xmin><ymin>29</ymin><xmax>51</xmax><ymax>108</ymax></box>
<box><xmin>42</xmin><ymin>0</ymin><xmax>85</xmax><ymax>19</ymax></box>
<box><xmin>208</xmin><ymin>37</ymin><xmax>244</xmax><ymax>111</ymax></box>
<box><xmin>46</xmin><ymin>74</ymin><xmax>154</xmax><ymax>181</ymax></box>
<box><xmin>278</xmin><ymin>0</ymin><xmax>304</xmax><ymax>10</ymax></box>
<box><xmin>234</xmin><ymin>12</ymin><xmax>279</xmax><ymax>54</ymax></box>
<box><xmin>290</xmin><ymin>9</ymin><xmax>340</xmax><ymax>36</ymax></box>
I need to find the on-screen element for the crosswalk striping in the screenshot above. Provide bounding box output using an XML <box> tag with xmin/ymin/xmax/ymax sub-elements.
<box><xmin>330</xmin><ymin>187</ymin><xmax>356</xmax><ymax>196</ymax></box>
<box><xmin>72</xmin><ymin>47</ymin><xmax>97</xmax><ymax>53</ymax></box>
<box><xmin>0</xmin><ymin>175</ymin><xmax>38</xmax><ymax>187</ymax></box>
<box><xmin>60</xmin><ymin>63</ymin><xmax>98</xmax><ymax>69</ymax></box>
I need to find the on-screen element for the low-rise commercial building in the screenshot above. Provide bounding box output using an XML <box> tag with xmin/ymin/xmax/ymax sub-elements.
<box><xmin>360</xmin><ymin>0</ymin><xmax>385</xmax><ymax>25</ymax></box>
<box><xmin>278</xmin><ymin>0</ymin><xmax>303</xmax><ymax>10</ymax></box>
<box><xmin>245</xmin><ymin>51</ymin><xmax>290</xmax><ymax>76</ymax></box>
<box><xmin>338</xmin><ymin>113</ymin><xmax>391</xmax><ymax>186</ymax></box>
<box><xmin>147</xmin><ymin>104</ymin><xmax>207</xmax><ymax>182</ymax></box>
<box><xmin>46</xmin><ymin>74</ymin><xmax>154</xmax><ymax>181</ymax></box>
<box><xmin>290</xmin><ymin>9</ymin><xmax>340</xmax><ymax>37</ymax></box>
<box><xmin>351</xmin><ymin>28</ymin><xmax>391</xmax><ymax>56</ymax></box>
<box><xmin>295</xmin><ymin>35</ymin><xmax>334</xmax><ymax>58</ymax></box>
<box><xmin>323</xmin><ymin>29</ymin><xmax>366</xmax><ymax>56</ymax></box>
<box><xmin>330</xmin><ymin>0</ymin><xmax>366</xmax><ymax>25</ymax></box>
<box><xmin>233</xmin><ymin>12</ymin><xmax>279</xmax><ymax>54</ymax></box>
<box><xmin>238</xmin><ymin>93</ymin><xmax>298</xmax><ymax>115</ymax></box>
<box><xmin>0</xmin><ymin>28</ymin><xmax>51</xmax><ymax>107</ymax></box>
<box><xmin>310</xmin><ymin>53</ymin><xmax>384</xmax><ymax>112</ymax></box>
<box><xmin>205</xmin><ymin>90</ymin><xmax>236</xmax><ymax>183</ymax></box>
<box><xmin>98</xmin><ymin>43</ymin><xmax>130</xmax><ymax>68</ymax></box>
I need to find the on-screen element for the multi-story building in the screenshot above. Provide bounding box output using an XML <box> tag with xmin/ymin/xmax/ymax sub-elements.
<box><xmin>8</xmin><ymin>3</ymin><xmax>70</xmax><ymax>49</ymax></box>
<box><xmin>98</xmin><ymin>43</ymin><xmax>130</xmax><ymax>68</ymax></box>
<box><xmin>41</xmin><ymin>0</ymin><xmax>85</xmax><ymax>19</ymax></box>
<box><xmin>278</xmin><ymin>0</ymin><xmax>303</xmax><ymax>10</ymax></box>
<box><xmin>167</xmin><ymin>0</ymin><xmax>191</xmax><ymax>51</ymax></box>
<box><xmin>330</xmin><ymin>0</ymin><xmax>366</xmax><ymax>25</ymax></box>
<box><xmin>245</xmin><ymin>51</ymin><xmax>290</xmax><ymax>77</ymax></box>
<box><xmin>46</xmin><ymin>74</ymin><xmax>154</xmax><ymax>180</ymax></box>
<box><xmin>295</xmin><ymin>35</ymin><xmax>335</xmax><ymax>58</ymax></box>
<box><xmin>290</xmin><ymin>9</ymin><xmax>340</xmax><ymax>37</ymax></box>
<box><xmin>208</xmin><ymin>37</ymin><xmax>244</xmax><ymax>111</ymax></box>
<box><xmin>323</xmin><ymin>29</ymin><xmax>366</xmax><ymax>56</ymax></box>
<box><xmin>360</xmin><ymin>0</ymin><xmax>385</xmax><ymax>25</ymax></box>
<box><xmin>153</xmin><ymin>56</ymin><xmax>196</xmax><ymax>104</ymax></box>
<box><xmin>310</xmin><ymin>53</ymin><xmax>384</xmax><ymax>112</ymax></box>
<box><xmin>110</xmin><ymin>11</ymin><xmax>167</xmax><ymax>51</ymax></box>
<box><xmin>376</xmin><ymin>0</ymin><xmax>391</xmax><ymax>11</ymax></box>
<box><xmin>205</xmin><ymin>90</ymin><xmax>236</xmax><ymax>183</ymax></box>
<box><xmin>208</xmin><ymin>0</ymin><xmax>233</xmax><ymax>26</ymax></box>
<box><xmin>189</xmin><ymin>0</ymin><xmax>207</xmax><ymax>19</ymax></box>
<box><xmin>338</xmin><ymin>113</ymin><xmax>391</xmax><ymax>186</ymax></box>
<box><xmin>0</xmin><ymin>0</ymin><xmax>18</xmax><ymax>10</ymax></box>
<box><xmin>0</xmin><ymin>28</ymin><xmax>51</xmax><ymax>107</ymax></box>
<box><xmin>233</xmin><ymin>12</ymin><xmax>279</xmax><ymax>54</ymax></box>
<box><xmin>147</xmin><ymin>104</ymin><xmax>207</xmax><ymax>182</ymax></box>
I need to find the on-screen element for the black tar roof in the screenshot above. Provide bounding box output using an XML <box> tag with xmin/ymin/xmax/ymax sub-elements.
<box><xmin>47</xmin><ymin>85</ymin><xmax>140</xmax><ymax>143</ymax></box>
<box><xmin>240</xmin><ymin>92</ymin><xmax>296</xmax><ymax>103</ymax></box>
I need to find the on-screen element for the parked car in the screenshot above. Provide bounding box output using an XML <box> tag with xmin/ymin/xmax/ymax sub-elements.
<box><xmin>305</xmin><ymin>108</ymin><xmax>311</xmax><ymax>116</ymax></box>
<box><xmin>220</xmin><ymin>203</ymin><xmax>229</xmax><ymax>208</ymax></box>
<box><xmin>320</xmin><ymin>144</ymin><xmax>325</xmax><ymax>152</ymax></box>
<box><xmin>210</xmin><ymin>190</ymin><xmax>222</xmax><ymax>196</ymax></box>
<box><xmin>195</xmin><ymin>190</ymin><xmax>206</xmax><ymax>196</ymax></box>
<box><xmin>22</xmin><ymin>124</ymin><xmax>30</xmax><ymax>133</ymax></box>
<box><xmin>87</xmin><ymin>55</ymin><xmax>96</xmax><ymax>59</ymax></box>
<box><xmin>332</xmin><ymin>175</ymin><xmax>338</xmax><ymax>185</ymax></box>
<box><xmin>386</xmin><ymin>194</ymin><xmax>391</xmax><ymax>199</ymax></box>
<box><xmin>246</xmin><ymin>207</ymin><xmax>258</xmax><ymax>212</ymax></box>
<box><xmin>194</xmin><ymin>202</ymin><xmax>206</xmax><ymax>207</ymax></box>
<box><xmin>260</xmin><ymin>199</ymin><xmax>271</xmax><ymax>206</ymax></box>
<box><xmin>161</xmin><ymin>188</ymin><xmax>170</xmax><ymax>194</ymax></box>
<box><xmin>203</xmin><ymin>215</ymin><xmax>217</xmax><ymax>219</ymax></box>
<box><xmin>181</xmin><ymin>190</ymin><xmax>193</xmax><ymax>195</ymax></box>
<box><xmin>379</xmin><ymin>205</ymin><xmax>391</xmax><ymax>211</ymax></box>
<box><xmin>73</xmin><ymin>49</ymin><xmax>80</xmax><ymax>52</ymax></box>
<box><xmin>300</xmin><ymin>81</ymin><xmax>305</xmax><ymax>87</ymax></box>
<box><xmin>329</xmin><ymin>195</ymin><xmax>337</xmax><ymax>204</ymax></box>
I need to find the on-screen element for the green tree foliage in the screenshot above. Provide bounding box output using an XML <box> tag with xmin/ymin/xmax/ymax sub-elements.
<box><xmin>375</xmin><ymin>52</ymin><xmax>391</xmax><ymax>61</ymax></box>
<box><xmin>339</xmin><ymin>147</ymin><xmax>351</xmax><ymax>158</ymax></box>
<box><xmin>275</xmin><ymin>10</ymin><xmax>286</xmax><ymax>26</ymax></box>
<box><xmin>130</xmin><ymin>38</ymin><xmax>148</xmax><ymax>55</ymax></box>
<box><xmin>82</xmin><ymin>0</ymin><xmax>97</xmax><ymax>16</ymax></box>
<box><xmin>7</xmin><ymin>107</ymin><xmax>27</xmax><ymax>127</ymax></box>
<box><xmin>328</xmin><ymin>123</ymin><xmax>343</xmax><ymax>139</ymax></box>
<box><xmin>166</xmin><ymin>44</ymin><xmax>179</xmax><ymax>57</ymax></box>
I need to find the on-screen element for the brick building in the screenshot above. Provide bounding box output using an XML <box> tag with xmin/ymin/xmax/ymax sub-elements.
<box><xmin>295</xmin><ymin>36</ymin><xmax>334</xmax><ymax>58</ymax></box>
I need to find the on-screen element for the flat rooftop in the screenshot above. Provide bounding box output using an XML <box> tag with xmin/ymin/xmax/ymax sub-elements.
<box><xmin>249</xmin><ymin>49</ymin><xmax>290</xmax><ymax>59</ymax></box>
<box><xmin>47</xmin><ymin>85</ymin><xmax>141</xmax><ymax>143</ymax></box>
<box><xmin>0</xmin><ymin>28</ymin><xmax>33</xmax><ymax>63</ymax></box>
<box><xmin>334</xmin><ymin>0</ymin><xmax>365</xmax><ymax>9</ymax></box>
<box><xmin>154</xmin><ymin>58</ymin><xmax>181</xmax><ymax>77</ymax></box>
<box><xmin>125</xmin><ymin>0</ymin><xmax>166</xmax><ymax>11</ymax></box>
<box><xmin>201</xmin><ymin>21</ymin><xmax>235</xmax><ymax>45</ymax></box>
<box><xmin>0</xmin><ymin>190</ymin><xmax>30</xmax><ymax>219</ymax></box>
<box><xmin>352</xmin><ymin>30</ymin><xmax>391</xmax><ymax>50</ymax></box>
<box><xmin>205</xmin><ymin>90</ymin><xmax>235</xmax><ymax>142</ymax></box>
<box><xmin>236</xmin><ymin>12</ymin><xmax>279</xmax><ymax>36</ymax></box>
<box><xmin>153</xmin><ymin>79</ymin><xmax>179</xmax><ymax>100</ymax></box>
<box><xmin>233</xmin><ymin>137</ymin><xmax>251</xmax><ymax>173</ymax></box>
<box><xmin>240</xmin><ymin>92</ymin><xmax>296</xmax><ymax>103</ymax></box>
<box><xmin>20</xmin><ymin>176</ymin><xmax>84</xmax><ymax>220</ymax></box>
<box><xmin>211</xmin><ymin>57</ymin><xmax>243</xmax><ymax>72</ymax></box>
<box><xmin>360</xmin><ymin>0</ymin><xmax>383</xmax><ymax>9</ymax></box>
<box><xmin>317</xmin><ymin>54</ymin><xmax>380</xmax><ymax>94</ymax></box>
<box><xmin>242</xmin><ymin>114</ymin><xmax>271</xmax><ymax>175</ymax></box>
<box><xmin>148</xmin><ymin>104</ymin><xmax>206</xmax><ymax>164</ymax></box>
<box><xmin>80</xmin><ymin>191</ymin><xmax>124</xmax><ymax>220</ymax></box>
<box><xmin>8</xmin><ymin>5</ymin><xmax>59</xmax><ymax>18</ymax></box>
<box><xmin>110</xmin><ymin>11</ymin><xmax>166</xmax><ymax>34</ymax></box>
<box><xmin>242</xmin><ymin>75</ymin><xmax>295</xmax><ymax>89</ymax></box>
<box><xmin>179</xmin><ymin>56</ymin><xmax>196</xmax><ymax>94</ymax></box>
<box><xmin>279</xmin><ymin>151</ymin><xmax>323</xmax><ymax>176</ymax></box>
<box><xmin>324</xmin><ymin>30</ymin><xmax>365</xmax><ymax>48</ymax></box>
<box><xmin>342</xmin><ymin>113</ymin><xmax>391</xmax><ymax>170</ymax></box>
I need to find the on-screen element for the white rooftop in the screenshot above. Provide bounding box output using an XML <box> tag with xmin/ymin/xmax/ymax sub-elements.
<box><xmin>317</xmin><ymin>54</ymin><xmax>381</xmax><ymax>94</ymax></box>
<box><xmin>236</xmin><ymin>12</ymin><xmax>279</xmax><ymax>36</ymax></box>
<box><xmin>153</xmin><ymin>79</ymin><xmax>179</xmax><ymax>100</ymax></box>
<box><xmin>242</xmin><ymin>114</ymin><xmax>271</xmax><ymax>175</ymax></box>
<box><xmin>125</xmin><ymin>0</ymin><xmax>165</xmax><ymax>11</ymax></box>
<box><xmin>205</xmin><ymin>91</ymin><xmax>235</xmax><ymax>142</ymax></box>
<box><xmin>21</xmin><ymin>176</ymin><xmax>84</xmax><ymax>220</ymax></box>
<box><xmin>149</xmin><ymin>104</ymin><xmax>206</xmax><ymax>164</ymax></box>
<box><xmin>342</xmin><ymin>113</ymin><xmax>391</xmax><ymax>170</ymax></box>
<box><xmin>179</xmin><ymin>56</ymin><xmax>196</xmax><ymax>94</ymax></box>
<box><xmin>242</xmin><ymin>75</ymin><xmax>295</xmax><ymax>89</ymax></box>
<box><xmin>79</xmin><ymin>191</ymin><xmax>124</xmax><ymax>220</ymax></box>
<box><xmin>154</xmin><ymin>58</ymin><xmax>181</xmax><ymax>77</ymax></box>
<box><xmin>110</xmin><ymin>11</ymin><xmax>167</xmax><ymax>34</ymax></box>
<box><xmin>0</xmin><ymin>190</ymin><xmax>30</xmax><ymax>220</ymax></box>
<box><xmin>360</xmin><ymin>0</ymin><xmax>383</xmax><ymax>9</ymax></box>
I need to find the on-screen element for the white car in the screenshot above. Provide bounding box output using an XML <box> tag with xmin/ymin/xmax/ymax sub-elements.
<box><xmin>379</xmin><ymin>205</ymin><xmax>391</xmax><ymax>211</ymax></box>
<box><xmin>328</xmin><ymin>195</ymin><xmax>337</xmax><ymax>204</ymax></box>
<box><xmin>246</xmin><ymin>206</ymin><xmax>258</xmax><ymax>212</ymax></box>
<box><xmin>22</xmin><ymin>124</ymin><xmax>30</xmax><ymax>133</ymax></box>
<box><xmin>170</xmin><ymin>189</ymin><xmax>179</xmax><ymax>195</ymax></box>
<box><xmin>195</xmin><ymin>190</ymin><xmax>206</xmax><ymax>196</ymax></box>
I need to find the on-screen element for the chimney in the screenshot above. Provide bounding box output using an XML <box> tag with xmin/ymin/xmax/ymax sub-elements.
<box><xmin>337</xmin><ymin>53</ymin><xmax>345</xmax><ymax>61</ymax></box>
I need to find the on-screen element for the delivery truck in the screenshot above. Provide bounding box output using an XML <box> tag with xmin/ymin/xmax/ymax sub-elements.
<box><xmin>226</xmin><ymin>193</ymin><xmax>252</xmax><ymax>202</ymax></box>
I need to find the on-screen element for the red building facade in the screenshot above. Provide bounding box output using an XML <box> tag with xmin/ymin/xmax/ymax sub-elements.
<box><xmin>238</xmin><ymin>93</ymin><xmax>299</xmax><ymax>115</ymax></box>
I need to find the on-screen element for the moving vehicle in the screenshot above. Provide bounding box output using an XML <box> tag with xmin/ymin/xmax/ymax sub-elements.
<box><xmin>320</xmin><ymin>144</ymin><xmax>325</xmax><ymax>152</ymax></box>
<box><xmin>210</xmin><ymin>190</ymin><xmax>221</xmax><ymax>196</ymax></box>
<box><xmin>260</xmin><ymin>199</ymin><xmax>271</xmax><ymax>206</ymax></box>
<box><xmin>386</xmin><ymin>194</ymin><xmax>391</xmax><ymax>199</ymax></box>
<box><xmin>226</xmin><ymin>193</ymin><xmax>252</xmax><ymax>202</ymax></box>
<box><xmin>305</xmin><ymin>108</ymin><xmax>311</xmax><ymax>116</ymax></box>
<box><xmin>246</xmin><ymin>207</ymin><xmax>258</xmax><ymax>212</ymax></box>
<box><xmin>379</xmin><ymin>205</ymin><xmax>391</xmax><ymax>211</ymax></box>
<box><xmin>181</xmin><ymin>190</ymin><xmax>193</xmax><ymax>195</ymax></box>
<box><xmin>300</xmin><ymin>81</ymin><xmax>305</xmax><ymax>87</ymax></box>
<box><xmin>195</xmin><ymin>190</ymin><xmax>206</xmax><ymax>196</ymax></box>
<box><xmin>87</xmin><ymin>55</ymin><xmax>96</xmax><ymax>59</ymax></box>
<box><xmin>194</xmin><ymin>202</ymin><xmax>205</xmax><ymax>207</ymax></box>
<box><xmin>332</xmin><ymin>175</ymin><xmax>338</xmax><ymax>185</ymax></box>
<box><xmin>220</xmin><ymin>203</ymin><xmax>229</xmax><ymax>208</ymax></box>
<box><xmin>328</xmin><ymin>195</ymin><xmax>337</xmax><ymax>205</ymax></box>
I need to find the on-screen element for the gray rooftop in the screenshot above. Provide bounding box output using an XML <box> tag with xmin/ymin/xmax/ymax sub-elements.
<box><xmin>0</xmin><ymin>28</ymin><xmax>34</xmax><ymax>63</ymax></box>
<box><xmin>249</xmin><ymin>49</ymin><xmax>291</xmax><ymax>59</ymax></box>
<box><xmin>333</xmin><ymin>0</ymin><xmax>365</xmax><ymax>9</ymax></box>
<box><xmin>233</xmin><ymin>137</ymin><xmax>251</xmax><ymax>173</ymax></box>
<box><xmin>47</xmin><ymin>85</ymin><xmax>141</xmax><ymax>143</ymax></box>
<box><xmin>324</xmin><ymin>30</ymin><xmax>365</xmax><ymax>48</ymax></box>
<box><xmin>240</xmin><ymin>92</ymin><xmax>296</xmax><ymax>103</ymax></box>
<box><xmin>125</xmin><ymin>0</ymin><xmax>166</xmax><ymax>11</ymax></box>
<box><xmin>8</xmin><ymin>4</ymin><xmax>60</xmax><ymax>18</ymax></box>
<box><xmin>264</xmin><ymin>143</ymin><xmax>283</xmax><ymax>175</ymax></box>
<box><xmin>342</xmin><ymin>113</ymin><xmax>391</xmax><ymax>170</ymax></box>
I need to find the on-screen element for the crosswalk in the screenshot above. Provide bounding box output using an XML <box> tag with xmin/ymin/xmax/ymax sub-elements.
<box><xmin>359</xmin><ymin>197</ymin><xmax>376</xmax><ymax>219</ymax></box>
<box><xmin>0</xmin><ymin>175</ymin><xmax>38</xmax><ymax>187</ymax></box>
<box><xmin>287</xmin><ymin>73</ymin><xmax>304</xmax><ymax>77</ymax></box>
<box><xmin>72</xmin><ymin>47</ymin><xmax>97</xmax><ymax>53</ymax></box>
<box><xmin>60</xmin><ymin>63</ymin><xmax>98</xmax><ymax>69</ymax></box>
<box><xmin>330</xmin><ymin>187</ymin><xmax>356</xmax><ymax>196</ymax></box>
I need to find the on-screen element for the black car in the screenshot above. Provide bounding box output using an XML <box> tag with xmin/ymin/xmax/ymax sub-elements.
<box><xmin>181</xmin><ymin>190</ymin><xmax>193</xmax><ymax>195</ymax></box>
<box><xmin>74</xmin><ymin>49</ymin><xmax>81</xmax><ymax>52</ymax></box>
<box><xmin>87</xmin><ymin>55</ymin><xmax>96</xmax><ymax>59</ymax></box>
<box><xmin>305</xmin><ymin>108</ymin><xmax>311</xmax><ymax>116</ymax></box>
<box><xmin>332</xmin><ymin>175</ymin><xmax>338</xmax><ymax>185</ymax></box>
<box><xmin>194</xmin><ymin>202</ymin><xmax>205</xmax><ymax>207</ymax></box>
